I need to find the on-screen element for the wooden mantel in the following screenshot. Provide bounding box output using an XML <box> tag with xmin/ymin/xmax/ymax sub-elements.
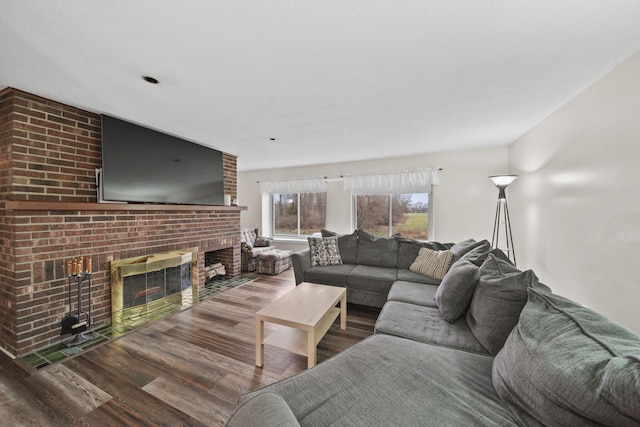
<box><xmin>4</xmin><ymin>201</ymin><xmax>247</xmax><ymax>212</ymax></box>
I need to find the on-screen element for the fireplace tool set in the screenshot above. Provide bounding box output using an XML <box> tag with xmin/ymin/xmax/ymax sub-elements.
<box><xmin>60</xmin><ymin>256</ymin><xmax>93</xmax><ymax>346</ymax></box>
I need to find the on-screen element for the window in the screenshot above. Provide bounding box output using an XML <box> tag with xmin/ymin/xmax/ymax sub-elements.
<box><xmin>355</xmin><ymin>192</ymin><xmax>430</xmax><ymax>239</ymax></box>
<box><xmin>273</xmin><ymin>192</ymin><xmax>326</xmax><ymax>237</ymax></box>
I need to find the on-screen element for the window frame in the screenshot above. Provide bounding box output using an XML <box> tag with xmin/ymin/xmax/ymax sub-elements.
<box><xmin>271</xmin><ymin>191</ymin><xmax>327</xmax><ymax>239</ymax></box>
<box><xmin>352</xmin><ymin>186</ymin><xmax>434</xmax><ymax>240</ymax></box>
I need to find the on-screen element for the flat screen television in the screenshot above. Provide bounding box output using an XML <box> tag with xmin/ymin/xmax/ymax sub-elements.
<box><xmin>100</xmin><ymin>114</ymin><xmax>225</xmax><ymax>205</ymax></box>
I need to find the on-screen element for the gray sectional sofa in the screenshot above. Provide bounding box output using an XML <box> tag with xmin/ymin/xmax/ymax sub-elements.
<box><xmin>291</xmin><ymin>229</ymin><xmax>478</xmax><ymax>307</ymax></box>
<box><xmin>227</xmin><ymin>231</ymin><xmax>640</xmax><ymax>426</ymax></box>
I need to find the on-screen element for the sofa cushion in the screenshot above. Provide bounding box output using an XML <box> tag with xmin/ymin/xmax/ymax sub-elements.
<box><xmin>396</xmin><ymin>268</ymin><xmax>442</xmax><ymax>285</ymax></box>
<box><xmin>347</xmin><ymin>265</ymin><xmax>397</xmax><ymax>291</ymax></box>
<box><xmin>237</xmin><ymin>335</ymin><xmax>515</xmax><ymax>426</ymax></box>
<box><xmin>308</xmin><ymin>236</ymin><xmax>343</xmax><ymax>266</ymax></box>
<box><xmin>387</xmin><ymin>280</ymin><xmax>438</xmax><ymax>308</ymax></box>
<box><xmin>493</xmin><ymin>287</ymin><xmax>640</xmax><ymax>426</ymax></box>
<box><xmin>375</xmin><ymin>301</ymin><xmax>489</xmax><ymax>354</ymax></box>
<box><xmin>409</xmin><ymin>247</ymin><xmax>453</xmax><ymax>280</ymax></box>
<box><xmin>450</xmin><ymin>239</ymin><xmax>487</xmax><ymax>260</ymax></box>
<box><xmin>241</xmin><ymin>228</ymin><xmax>255</xmax><ymax>249</ymax></box>
<box><xmin>321</xmin><ymin>229</ymin><xmax>358</xmax><ymax>264</ymax></box>
<box><xmin>465</xmin><ymin>254</ymin><xmax>541</xmax><ymax>355</ymax></box>
<box><xmin>304</xmin><ymin>264</ymin><xmax>354</xmax><ymax>287</ymax></box>
<box><xmin>457</xmin><ymin>240</ymin><xmax>491</xmax><ymax>265</ymax></box>
<box><xmin>396</xmin><ymin>238</ymin><xmax>453</xmax><ymax>269</ymax></box>
<box><xmin>356</xmin><ymin>229</ymin><xmax>399</xmax><ymax>268</ymax></box>
<box><xmin>254</xmin><ymin>236</ymin><xmax>273</xmax><ymax>247</ymax></box>
<box><xmin>435</xmin><ymin>258</ymin><xmax>480</xmax><ymax>323</ymax></box>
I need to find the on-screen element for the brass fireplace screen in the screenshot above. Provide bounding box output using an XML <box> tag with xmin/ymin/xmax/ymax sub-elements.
<box><xmin>110</xmin><ymin>247</ymin><xmax>199</xmax><ymax>324</ymax></box>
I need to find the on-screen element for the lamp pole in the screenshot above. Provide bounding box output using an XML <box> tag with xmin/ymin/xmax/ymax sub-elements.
<box><xmin>489</xmin><ymin>175</ymin><xmax>517</xmax><ymax>266</ymax></box>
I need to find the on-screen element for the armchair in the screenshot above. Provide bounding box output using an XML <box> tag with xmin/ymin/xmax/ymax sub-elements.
<box><xmin>241</xmin><ymin>228</ymin><xmax>276</xmax><ymax>272</ymax></box>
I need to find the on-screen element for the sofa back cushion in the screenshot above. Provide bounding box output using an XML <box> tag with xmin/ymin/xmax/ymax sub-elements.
<box><xmin>321</xmin><ymin>229</ymin><xmax>358</xmax><ymax>264</ymax></box>
<box><xmin>493</xmin><ymin>287</ymin><xmax>640</xmax><ymax>426</ymax></box>
<box><xmin>466</xmin><ymin>254</ymin><xmax>542</xmax><ymax>354</ymax></box>
<box><xmin>356</xmin><ymin>229</ymin><xmax>398</xmax><ymax>268</ymax></box>
<box><xmin>435</xmin><ymin>258</ymin><xmax>480</xmax><ymax>322</ymax></box>
<box><xmin>241</xmin><ymin>228</ymin><xmax>258</xmax><ymax>249</ymax></box>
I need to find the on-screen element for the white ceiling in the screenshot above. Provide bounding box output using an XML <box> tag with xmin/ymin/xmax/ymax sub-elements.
<box><xmin>2</xmin><ymin>1</ymin><xmax>640</xmax><ymax>171</ymax></box>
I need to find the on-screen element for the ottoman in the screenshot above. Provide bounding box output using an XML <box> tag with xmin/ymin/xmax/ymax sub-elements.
<box><xmin>257</xmin><ymin>249</ymin><xmax>294</xmax><ymax>275</ymax></box>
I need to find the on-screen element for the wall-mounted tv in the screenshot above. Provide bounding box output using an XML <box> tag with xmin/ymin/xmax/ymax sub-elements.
<box><xmin>100</xmin><ymin>114</ymin><xmax>225</xmax><ymax>205</ymax></box>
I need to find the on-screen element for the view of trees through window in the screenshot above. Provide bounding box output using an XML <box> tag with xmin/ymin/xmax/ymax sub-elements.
<box><xmin>356</xmin><ymin>193</ymin><xmax>429</xmax><ymax>240</ymax></box>
<box><xmin>273</xmin><ymin>193</ymin><xmax>326</xmax><ymax>236</ymax></box>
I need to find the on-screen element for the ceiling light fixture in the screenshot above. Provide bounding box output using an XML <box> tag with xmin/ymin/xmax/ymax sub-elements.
<box><xmin>142</xmin><ymin>76</ymin><xmax>159</xmax><ymax>84</ymax></box>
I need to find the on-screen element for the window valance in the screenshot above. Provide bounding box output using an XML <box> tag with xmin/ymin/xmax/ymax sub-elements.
<box><xmin>259</xmin><ymin>176</ymin><xmax>326</xmax><ymax>194</ymax></box>
<box><xmin>343</xmin><ymin>167</ymin><xmax>440</xmax><ymax>195</ymax></box>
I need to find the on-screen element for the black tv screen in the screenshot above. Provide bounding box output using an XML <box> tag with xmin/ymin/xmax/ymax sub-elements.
<box><xmin>100</xmin><ymin>114</ymin><xmax>225</xmax><ymax>205</ymax></box>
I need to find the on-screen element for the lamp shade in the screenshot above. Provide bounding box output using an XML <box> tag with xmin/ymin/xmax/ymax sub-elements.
<box><xmin>489</xmin><ymin>175</ymin><xmax>518</xmax><ymax>187</ymax></box>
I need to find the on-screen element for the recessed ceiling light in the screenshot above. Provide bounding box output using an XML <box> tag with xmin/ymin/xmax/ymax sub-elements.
<box><xmin>143</xmin><ymin>76</ymin><xmax>159</xmax><ymax>84</ymax></box>
<box><xmin>270</xmin><ymin>137</ymin><xmax>276</xmax><ymax>141</ymax></box>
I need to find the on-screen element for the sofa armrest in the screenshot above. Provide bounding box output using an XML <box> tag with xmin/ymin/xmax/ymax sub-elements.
<box><xmin>226</xmin><ymin>392</ymin><xmax>300</xmax><ymax>427</ymax></box>
<box><xmin>291</xmin><ymin>249</ymin><xmax>311</xmax><ymax>285</ymax></box>
<box><xmin>247</xmin><ymin>246</ymin><xmax>276</xmax><ymax>257</ymax></box>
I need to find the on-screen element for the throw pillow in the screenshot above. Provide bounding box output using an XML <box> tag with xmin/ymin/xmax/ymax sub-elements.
<box><xmin>396</xmin><ymin>238</ymin><xmax>453</xmax><ymax>269</ymax></box>
<box><xmin>457</xmin><ymin>240</ymin><xmax>491</xmax><ymax>265</ymax></box>
<box><xmin>465</xmin><ymin>254</ymin><xmax>544</xmax><ymax>354</ymax></box>
<box><xmin>493</xmin><ymin>287</ymin><xmax>640</xmax><ymax>426</ymax></box>
<box><xmin>255</xmin><ymin>237</ymin><xmax>272</xmax><ymax>247</ymax></box>
<box><xmin>308</xmin><ymin>236</ymin><xmax>343</xmax><ymax>267</ymax></box>
<box><xmin>409</xmin><ymin>247</ymin><xmax>454</xmax><ymax>280</ymax></box>
<box><xmin>321</xmin><ymin>229</ymin><xmax>358</xmax><ymax>264</ymax></box>
<box><xmin>449</xmin><ymin>239</ymin><xmax>487</xmax><ymax>259</ymax></box>
<box><xmin>435</xmin><ymin>259</ymin><xmax>480</xmax><ymax>323</ymax></box>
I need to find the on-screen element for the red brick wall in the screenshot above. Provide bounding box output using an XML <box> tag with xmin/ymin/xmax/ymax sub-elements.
<box><xmin>0</xmin><ymin>88</ymin><xmax>242</xmax><ymax>356</ymax></box>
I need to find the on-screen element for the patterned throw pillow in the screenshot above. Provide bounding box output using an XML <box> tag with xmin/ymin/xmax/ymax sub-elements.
<box><xmin>308</xmin><ymin>236</ymin><xmax>343</xmax><ymax>266</ymax></box>
<box><xmin>409</xmin><ymin>247</ymin><xmax>453</xmax><ymax>280</ymax></box>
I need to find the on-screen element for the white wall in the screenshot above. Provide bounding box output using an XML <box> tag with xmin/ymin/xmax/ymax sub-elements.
<box><xmin>510</xmin><ymin>50</ymin><xmax>640</xmax><ymax>335</ymax></box>
<box><xmin>238</xmin><ymin>146</ymin><xmax>508</xmax><ymax>252</ymax></box>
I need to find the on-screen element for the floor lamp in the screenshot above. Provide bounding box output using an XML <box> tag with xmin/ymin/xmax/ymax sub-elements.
<box><xmin>489</xmin><ymin>175</ymin><xmax>517</xmax><ymax>266</ymax></box>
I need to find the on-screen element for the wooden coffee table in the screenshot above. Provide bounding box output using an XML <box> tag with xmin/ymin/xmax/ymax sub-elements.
<box><xmin>255</xmin><ymin>282</ymin><xmax>347</xmax><ymax>369</ymax></box>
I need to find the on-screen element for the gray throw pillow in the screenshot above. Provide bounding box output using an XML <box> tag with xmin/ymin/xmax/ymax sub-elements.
<box><xmin>435</xmin><ymin>259</ymin><xmax>480</xmax><ymax>323</ymax></box>
<box><xmin>409</xmin><ymin>247</ymin><xmax>453</xmax><ymax>280</ymax></box>
<box><xmin>308</xmin><ymin>236</ymin><xmax>343</xmax><ymax>267</ymax></box>
<box><xmin>493</xmin><ymin>287</ymin><xmax>640</xmax><ymax>426</ymax></box>
<box><xmin>458</xmin><ymin>240</ymin><xmax>491</xmax><ymax>265</ymax></box>
<box><xmin>449</xmin><ymin>239</ymin><xmax>487</xmax><ymax>259</ymax></box>
<box><xmin>465</xmin><ymin>254</ymin><xmax>540</xmax><ymax>354</ymax></box>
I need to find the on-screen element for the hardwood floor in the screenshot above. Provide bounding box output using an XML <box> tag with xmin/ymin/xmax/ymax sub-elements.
<box><xmin>0</xmin><ymin>270</ymin><xmax>380</xmax><ymax>426</ymax></box>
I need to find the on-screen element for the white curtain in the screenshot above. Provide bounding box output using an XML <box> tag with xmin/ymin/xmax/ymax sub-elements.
<box><xmin>343</xmin><ymin>167</ymin><xmax>440</xmax><ymax>195</ymax></box>
<box><xmin>259</xmin><ymin>176</ymin><xmax>326</xmax><ymax>194</ymax></box>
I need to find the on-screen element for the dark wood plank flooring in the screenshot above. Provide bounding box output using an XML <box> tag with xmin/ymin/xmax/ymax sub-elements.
<box><xmin>0</xmin><ymin>270</ymin><xmax>380</xmax><ymax>426</ymax></box>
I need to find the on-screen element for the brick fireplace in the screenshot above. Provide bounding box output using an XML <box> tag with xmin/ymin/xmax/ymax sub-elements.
<box><xmin>0</xmin><ymin>88</ymin><xmax>245</xmax><ymax>356</ymax></box>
